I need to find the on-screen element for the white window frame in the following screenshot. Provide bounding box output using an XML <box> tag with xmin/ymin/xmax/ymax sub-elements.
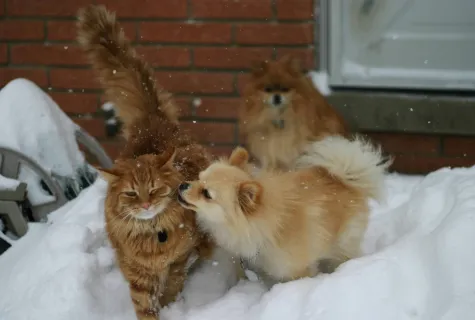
<box><xmin>319</xmin><ymin>0</ymin><xmax>475</xmax><ymax>91</ymax></box>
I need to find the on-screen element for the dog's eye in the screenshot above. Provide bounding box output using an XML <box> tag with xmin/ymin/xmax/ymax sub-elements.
<box><xmin>281</xmin><ymin>87</ymin><xmax>289</xmax><ymax>92</ymax></box>
<box><xmin>202</xmin><ymin>189</ymin><xmax>212</xmax><ymax>200</ymax></box>
<box><xmin>124</xmin><ymin>191</ymin><xmax>137</xmax><ymax>197</ymax></box>
<box><xmin>264</xmin><ymin>87</ymin><xmax>272</xmax><ymax>93</ymax></box>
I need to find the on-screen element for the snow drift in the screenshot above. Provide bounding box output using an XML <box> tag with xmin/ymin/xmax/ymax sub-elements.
<box><xmin>1</xmin><ymin>166</ymin><xmax>475</xmax><ymax>320</ymax></box>
<box><xmin>0</xmin><ymin>79</ymin><xmax>96</xmax><ymax>205</ymax></box>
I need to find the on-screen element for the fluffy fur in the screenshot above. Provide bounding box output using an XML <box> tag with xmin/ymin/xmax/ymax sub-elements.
<box><xmin>77</xmin><ymin>5</ymin><xmax>213</xmax><ymax>320</ymax></box>
<box><xmin>240</xmin><ymin>56</ymin><xmax>348</xmax><ymax>170</ymax></box>
<box><xmin>77</xmin><ymin>5</ymin><xmax>178</xmax><ymax>140</ymax></box>
<box><xmin>178</xmin><ymin>136</ymin><xmax>390</xmax><ymax>285</ymax></box>
<box><xmin>296</xmin><ymin>135</ymin><xmax>390</xmax><ymax>201</ymax></box>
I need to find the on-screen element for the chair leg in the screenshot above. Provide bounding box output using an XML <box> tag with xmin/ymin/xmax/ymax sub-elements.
<box><xmin>0</xmin><ymin>200</ymin><xmax>28</xmax><ymax>237</ymax></box>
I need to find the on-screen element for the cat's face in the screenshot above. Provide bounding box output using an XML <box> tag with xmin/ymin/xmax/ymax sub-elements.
<box><xmin>99</xmin><ymin>150</ymin><xmax>182</xmax><ymax>221</ymax></box>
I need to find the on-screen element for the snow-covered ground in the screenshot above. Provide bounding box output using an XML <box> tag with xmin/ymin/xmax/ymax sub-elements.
<box><xmin>1</xmin><ymin>166</ymin><xmax>475</xmax><ymax>320</ymax></box>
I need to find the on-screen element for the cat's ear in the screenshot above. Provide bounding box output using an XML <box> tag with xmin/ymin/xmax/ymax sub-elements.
<box><xmin>160</xmin><ymin>147</ymin><xmax>177</xmax><ymax>173</ymax></box>
<box><xmin>250</xmin><ymin>60</ymin><xmax>269</xmax><ymax>77</ymax></box>
<box><xmin>238</xmin><ymin>181</ymin><xmax>262</xmax><ymax>215</ymax></box>
<box><xmin>96</xmin><ymin>167</ymin><xmax>120</xmax><ymax>183</ymax></box>
<box><xmin>229</xmin><ymin>147</ymin><xmax>249</xmax><ymax>169</ymax></box>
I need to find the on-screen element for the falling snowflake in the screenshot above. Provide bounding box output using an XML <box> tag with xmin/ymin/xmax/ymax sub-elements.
<box><xmin>192</xmin><ymin>98</ymin><xmax>202</xmax><ymax>107</ymax></box>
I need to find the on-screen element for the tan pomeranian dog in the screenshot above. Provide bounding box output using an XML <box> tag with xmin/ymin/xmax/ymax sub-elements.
<box><xmin>240</xmin><ymin>55</ymin><xmax>348</xmax><ymax>170</ymax></box>
<box><xmin>177</xmin><ymin>135</ymin><xmax>390</xmax><ymax>285</ymax></box>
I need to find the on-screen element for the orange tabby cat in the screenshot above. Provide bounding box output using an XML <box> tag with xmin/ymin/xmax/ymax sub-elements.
<box><xmin>77</xmin><ymin>5</ymin><xmax>213</xmax><ymax>320</ymax></box>
<box><xmin>100</xmin><ymin>151</ymin><xmax>212</xmax><ymax>318</ymax></box>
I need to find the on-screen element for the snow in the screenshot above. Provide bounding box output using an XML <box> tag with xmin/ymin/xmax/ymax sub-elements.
<box><xmin>0</xmin><ymin>175</ymin><xmax>20</xmax><ymax>191</ymax></box>
<box><xmin>106</xmin><ymin>118</ymin><xmax>118</xmax><ymax>125</ymax></box>
<box><xmin>1</xmin><ymin>166</ymin><xmax>475</xmax><ymax>320</ymax></box>
<box><xmin>192</xmin><ymin>98</ymin><xmax>202</xmax><ymax>107</ymax></box>
<box><xmin>101</xmin><ymin>102</ymin><xmax>115</xmax><ymax>112</ymax></box>
<box><xmin>0</xmin><ymin>79</ymin><xmax>87</xmax><ymax>205</ymax></box>
<box><xmin>309</xmin><ymin>71</ymin><xmax>332</xmax><ymax>96</ymax></box>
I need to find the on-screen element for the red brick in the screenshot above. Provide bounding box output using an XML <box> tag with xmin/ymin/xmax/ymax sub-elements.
<box><xmin>100</xmin><ymin>0</ymin><xmax>187</xmax><ymax>18</ymax></box>
<box><xmin>49</xmin><ymin>92</ymin><xmax>98</xmax><ymax>114</ymax></box>
<box><xmin>136</xmin><ymin>46</ymin><xmax>190</xmax><ymax>68</ymax></box>
<box><xmin>236</xmin><ymin>23</ymin><xmax>313</xmax><ymax>45</ymax></box>
<box><xmin>0</xmin><ymin>68</ymin><xmax>48</xmax><ymax>87</ymax></box>
<box><xmin>73</xmin><ymin>118</ymin><xmax>106</xmax><ymax>138</ymax></box>
<box><xmin>276</xmin><ymin>0</ymin><xmax>314</xmax><ymax>20</ymax></box>
<box><xmin>194</xmin><ymin>47</ymin><xmax>273</xmax><ymax>69</ymax></box>
<box><xmin>11</xmin><ymin>44</ymin><xmax>85</xmax><ymax>66</ymax></box>
<box><xmin>191</xmin><ymin>0</ymin><xmax>272</xmax><ymax>19</ymax></box>
<box><xmin>0</xmin><ymin>20</ymin><xmax>44</xmax><ymax>40</ymax></box>
<box><xmin>139</xmin><ymin>22</ymin><xmax>232</xmax><ymax>44</ymax></box>
<box><xmin>155</xmin><ymin>71</ymin><xmax>234</xmax><ymax>94</ymax></box>
<box><xmin>47</xmin><ymin>21</ymin><xmax>136</xmax><ymax>41</ymax></box>
<box><xmin>6</xmin><ymin>0</ymin><xmax>93</xmax><ymax>16</ymax></box>
<box><xmin>0</xmin><ymin>0</ymin><xmax>4</xmax><ymax>15</ymax></box>
<box><xmin>276</xmin><ymin>47</ymin><xmax>315</xmax><ymax>70</ymax></box>
<box><xmin>443</xmin><ymin>136</ymin><xmax>475</xmax><ymax>157</ymax></box>
<box><xmin>367</xmin><ymin>133</ymin><xmax>440</xmax><ymax>155</ymax></box>
<box><xmin>98</xmin><ymin>94</ymin><xmax>192</xmax><ymax>117</ymax></box>
<box><xmin>236</xmin><ymin>73</ymin><xmax>251</xmax><ymax>93</ymax></box>
<box><xmin>47</xmin><ymin>21</ymin><xmax>75</xmax><ymax>41</ymax></box>
<box><xmin>174</xmin><ymin>97</ymin><xmax>192</xmax><ymax>117</ymax></box>
<box><xmin>49</xmin><ymin>69</ymin><xmax>98</xmax><ymax>89</ymax></box>
<box><xmin>208</xmin><ymin>145</ymin><xmax>235</xmax><ymax>158</ymax></box>
<box><xmin>0</xmin><ymin>44</ymin><xmax>7</xmax><ymax>64</ymax></box>
<box><xmin>181</xmin><ymin>121</ymin><xmax>235</xmax><ymax>144</ymax></box>
<box><xmin>391</xmin><ymin>155</ymin><xmax>475</xmax><ymax>175</ymax></box>
<box><xmin>237</xmin><ymin>125</ymin><xmax>247</xmax><ymax>144</ymax></box>
<box><xmin>195</xmin><ymin>97</ymin><xmax>240</xmax><ymax>119</ymax></box>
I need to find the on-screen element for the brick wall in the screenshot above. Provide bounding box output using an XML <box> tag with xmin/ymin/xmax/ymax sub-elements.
<box><xmin>1</xmin><ymin>0</ymin><xmax>474</xmax><ymax>175</ymax></box>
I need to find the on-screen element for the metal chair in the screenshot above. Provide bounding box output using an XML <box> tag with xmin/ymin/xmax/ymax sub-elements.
<box><xmin>0</xmin><ymin>125</ymin><xmax>113</xmax><ymax>238</ymax></box>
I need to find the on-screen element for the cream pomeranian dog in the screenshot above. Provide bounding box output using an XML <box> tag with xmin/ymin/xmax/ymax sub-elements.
<box><xmin>178</xmin><ymin>136</ymin><xmax>390</xmax><ymax>284</ymax></box>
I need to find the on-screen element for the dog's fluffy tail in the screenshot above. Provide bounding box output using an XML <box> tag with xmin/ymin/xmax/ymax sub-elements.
<box><xmin>76</xmin><ymin>5</ymin><xmax>178</xmax><ymax>136</ymax></box>
<box><xmin>296</xmin><ymin>135</ymin><xmax>392</xmax><ymax>201</ymax></box>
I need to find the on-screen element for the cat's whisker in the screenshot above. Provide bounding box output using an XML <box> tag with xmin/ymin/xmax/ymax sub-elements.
<box><xmin>108</xmin><ymin>209</ymin><xmax>137</xmax><ymax>236</ymax></box>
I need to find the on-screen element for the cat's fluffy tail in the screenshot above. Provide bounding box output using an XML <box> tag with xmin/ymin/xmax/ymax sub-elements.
<box><xmin>296</xmin><ymin>135</ymin><xmax>392</xmax><ymax>202</ymax></box>
<box><xmin>77</xmin><ymin>5</ymin><xmax>178</xmax><ymax>137</ymax></box>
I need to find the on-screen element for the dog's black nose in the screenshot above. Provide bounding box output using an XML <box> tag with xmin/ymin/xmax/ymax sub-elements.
<box><xmin>179</xmin><ymin>183</ymin><xmax>190</xmax><ymax>192</ymax></box>
<box><xmin>273</xmin><ymin>94</ymin><xmax>282</xmax><ymax>105</ymax></box>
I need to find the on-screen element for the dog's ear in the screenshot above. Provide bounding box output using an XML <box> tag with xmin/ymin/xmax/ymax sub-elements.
<box><xmin>95</xmin><ymin>167</ymin><xmax>120</xmax><ymax>183</ymax></box>
<box><xmin>280</xmin><ymin>55</ymin><xmax>302</xmax><ymax>76</ymax></box>
<box><xmin>229</xmin><ymin>147</ymin><xmax>249</xmax><ymax>169</ymax></box>
<box><xmin>238</xmin><ymin>181</ymin><xmax>262</xmax><ymax>215</ymax></box>
<box><xmin>250</xmin><ymin>60</ymin><xmax>269</xmax><ymax>77</ymax></box>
